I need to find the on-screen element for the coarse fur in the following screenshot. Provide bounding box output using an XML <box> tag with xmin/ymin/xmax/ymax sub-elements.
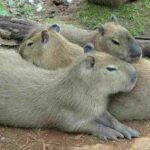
<box><xmin>0</xmin><ymin>15</ymin><xmax>142</xmax><ymax>61</ymax></box>
<box><xmin>59</xmin><ymin>18</ymin><xmax>142</xmax><ymax>62</ymax></box>
<box><xmin>20</xmin><ymin>16</ymin><xmax>142</xmax><ymax>63</ymax></box>
<box><xmin>0</xmin><ymin>49</ymin><xmax>139</xmax><ymax>140</ymax></box>
<box><xmin>19</xmin><ymin>21</ymin><xmax>142</xmax><ymax>72</ymax></box>
<box><xmin>88</xmin><ymin>0</ymin><xmax>137</xmax><ymax>7</ymax></box>
<box><xmin>19</xmin><ymin>25</ymin><xmax>150</xmax><ymax>121</ymax></box>
<box><xmin>109</xmin><ymin>58</ymin><xmax>150</xmax><ymax>120</ymax></box>
<box><xmin>19</xmin><ymin>26</ymin><xmax>83</xmax><ymax>70</ymax></box>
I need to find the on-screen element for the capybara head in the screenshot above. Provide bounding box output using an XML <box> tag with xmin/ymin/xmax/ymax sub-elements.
<box><xmin>19</xmin><ymin>24</ymin><xmax>61</xmax><ymax>61</ymax></box>
<box><xmin>95</xmin><ymin>16</ymin><xmax>142</xmax><ymax>62</ymax></box>
<box><xmin>75</xmin><ymin>43</ymin><xmax>138</xmax><ymax>94</ymax></box>
<box><xmin>19</xmin><ymin>24</ymin><xmax>81</xmax><ymax>69</ymax></box>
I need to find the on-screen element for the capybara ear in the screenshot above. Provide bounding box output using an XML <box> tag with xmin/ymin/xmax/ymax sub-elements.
<box><xmin>84</xmin><ymin>43</ymin><xmax>95</xmax><ymax>53</ymax></box>
<box><xmin>41</xmin><ymin>30</ymin><xmax>49</xmax><ymax>44</ymax></box>
<box><xmin>99</xmin><ymin>24</ymin><xmax>105</xmax><ymax>36</ymax></box>
<box><xmin>85</xmin><ymin>56</ymin><xmax>95</xmax><ymax>69</ymax></box>
<box><xmin>49</xmin><ymin>24</ymin><xmax>60</xmax><ymax>33</ymax></box>
<box><xmin>110</xmin><ymin>15</ymin><xmax>119</xmax><ymax>24</ymax></box>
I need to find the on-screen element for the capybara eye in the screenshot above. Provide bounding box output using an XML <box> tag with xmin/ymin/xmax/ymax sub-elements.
<box><xmin>111</xmin><ymin>39</ymin><xmax>120</xmax><ymax>45</ymax></box>
<box><xmin>27</xmin><ymin>42</ymin><xmax>34</xmax><ymax>47</ymax></box>
<box><xmin>106</xmin><ymin>65</ymin><xmax>118</xmax><ymax>72</ymax></box>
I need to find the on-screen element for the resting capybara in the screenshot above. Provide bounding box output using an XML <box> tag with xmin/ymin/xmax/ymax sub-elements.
<box><xmin>109</xmin><ymin>58</ymin><xmax>150</xmax><ymax>120</ymax></box>
<box><xmin>60</xmin><ymin>16</ymin><xmax>142</xmax><ymax>62</ymax></box>
<box><xmin>88</xmin><ymin>0</ymin><xmax>137</xmax><ymax>7</ymax></box>
<box><xmin>0</xmin><ymin>15</ymin><xmax>142</xmax><ymax>61</ymax></box>
<box><xmin>19</xmin><ymin>24</ymin><xmax>83</xmax><ymax>70</ymax></box>
<box><xmin>0</xmin><ymin>47</ymin><xmax>139</xmax><ymax>140</ymax></box>
<box><xmin>19</xmin><ymin>21</ymin><xmax>142</xmax><ymax>72</ymax></box>
<box><xmin>19</xmin><ymin>26</ymin><xmax>150</xmax><ymax>121</ymax></box>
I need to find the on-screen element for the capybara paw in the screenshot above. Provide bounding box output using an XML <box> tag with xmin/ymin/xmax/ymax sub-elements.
<box><xmin>117</xmin><ymin>124</ymin><xmax>140</xmax><ymax>140</ymax></box>
<box><xmin>98</xmin><ymin>127</ymin><xmax>124</xmax><ymax>141</ymax></box>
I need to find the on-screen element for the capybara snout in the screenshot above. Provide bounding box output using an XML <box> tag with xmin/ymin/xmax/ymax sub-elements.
<box><xmin>129</xmin><ymin>41</ymin><xmax>142</xmax><ymax>60</ymax></box>
<box><xmin>124</xmin><ymin>63</ymin><xmax>137</xmax><ymax>92</ymax></box>
<box><xmin>109</xmin><ymin>57</ymin><xmax>138</xmax><ymax>93</ymax></box>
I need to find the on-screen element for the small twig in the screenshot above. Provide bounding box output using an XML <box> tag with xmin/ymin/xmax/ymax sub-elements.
<box><xmin>42</xmin><ymin>141</ymin><xmax>46</xmax><ymax>150</ymax></box>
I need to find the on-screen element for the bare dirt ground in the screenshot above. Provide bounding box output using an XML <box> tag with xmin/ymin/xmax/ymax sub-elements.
<box><xmin>44</xmin><ymin>0</ymin><xmax>82</xmax><ymax>23</ymax></box>
<box><xmin>0</xmin><ymin>1</ymin><xmax>150</xmax><ymax>150</ymax></box>
<box><xmin>0</xmin><ymin>121</ymin><xmax>150</xmax><ymax>150</ymax></box>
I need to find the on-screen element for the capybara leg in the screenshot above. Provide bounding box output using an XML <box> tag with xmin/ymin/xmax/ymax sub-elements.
<box><xmin>97</xmin><ymin>111</ymin><xmax>140</xmax><ymax>139</ymax></box>
<box><xmin>70</xmin><ymin>120</ymin><xmax>124</xmax><ymax>140</ymax></box>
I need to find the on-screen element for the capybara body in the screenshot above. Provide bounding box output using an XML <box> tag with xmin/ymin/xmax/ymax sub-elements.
<box><xmin>0</xmin><ymin>49</ymin><xmax>139</xmax><ymax>140</ymax></box>
<box><xmin>60</xmin><ymin>20</ymin><xmax>142</xmax><ymax>62</ymax></box>
<box><xmin>19</xmin><ymin>25</ymin><xmax>150</xmax><ymax>121</ymax></box>
<box><xmin>19</xmin><ymin>22</ymin><xmax>142</xmax><ymax>72</ymax></box>
<box><xmin>19</xmin><ymin>25</ymin><xmax>83</xmax><ymax>70</ymax></box>
<box><xmin>0</xmin><ymin>15</ymin><xmax>142</xmax><ymax>61</ymax></box>
<box><xmin>109</xmin><ymin>58</ymin><xmax>150</xmax><ymax>120</ymax></box>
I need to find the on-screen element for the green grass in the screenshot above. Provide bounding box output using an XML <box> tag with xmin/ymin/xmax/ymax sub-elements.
<box><xmin>0</xmin><ymin>0</ymin><xmax>10</xmax><ymax>15</ymax></box>
<box><xmin>76</xmin><ymin>0</ymin><xmax>150</xmax><ymax>36</ymax></box>
<box><xmin>0</xmin><ymin>0</ymin><xmax>149</xmax><ymax>36</ymax></box>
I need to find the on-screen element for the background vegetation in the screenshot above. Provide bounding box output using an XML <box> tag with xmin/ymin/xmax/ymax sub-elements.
<box><xmin>0</xmin><ymin>0</ymin><xmax>150</xmax><ymax>36</ymax></box>
<box><xmin>76</xmin><ymin>0</ymin><xmax>150</xmax><ymax>36</ymax></box>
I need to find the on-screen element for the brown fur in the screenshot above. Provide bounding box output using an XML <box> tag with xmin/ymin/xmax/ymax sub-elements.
<box><xmin>19</xmin><ymin>27</ymin><xmax>83</xmax><ymax>70</ymax></box>
<box><xmin>109</xmin><ymin>58</ymin><xmax>150</xmax><ymax>120</ymax></box>
<box><xmin>59</xmin><ymin>21</ymin><xmax>142</xmax><ymax>62</ymax></box>
<box><xmin>19</xmin><ymin>26</ymin><xmax>150</xmax><ymax>121</ymax></box>
<box><xmin>20</xmin><ymin>23</ymin><xmax>150</xmax><ymax>120</ymax></box>
<box><xmin>19</xmin><ymin>21</ymin><xmax>142</xmax><ymax>72</ymax></box>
